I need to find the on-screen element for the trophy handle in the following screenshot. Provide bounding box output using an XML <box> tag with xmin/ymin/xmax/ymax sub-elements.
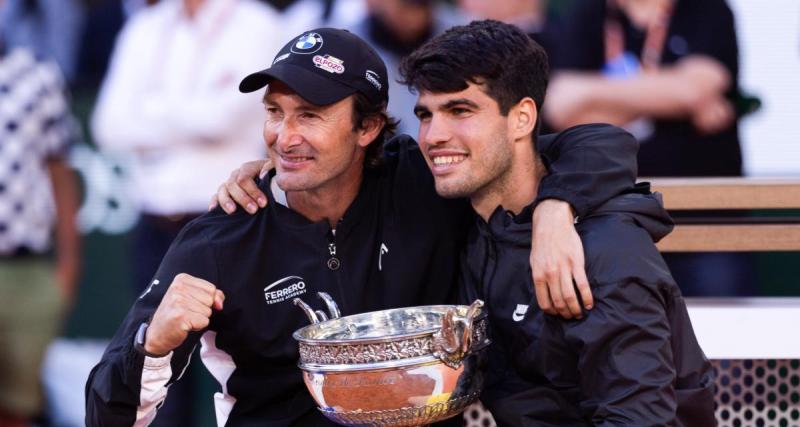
<box><xmin>317</xmin><ymin>292</ymin><xmax>341</xmax><ymax>319</ymax></box>
<box><xmin>433</xmin><ymin>299</ymin><xmax>484</xmax><ymax>368</ymax></box>
<box><xmin>295</xmin><ymin>293</ymin><xmax>342</xmax><ymax>324</ymax></box>
<box><xmin>460</xmin><ymin>299</ymin><xmax>484</xmax><ymax>354</ymax></box>
<box><xmin>294</xmin><ymin>298</ymin><xmax>320</xmax><ymax>324</ymax></box>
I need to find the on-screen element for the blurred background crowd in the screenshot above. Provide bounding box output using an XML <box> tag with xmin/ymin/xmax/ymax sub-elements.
<box><xmin>0</xmin><ymin>0</ymin><xmax>798</xmax><ymax>426</ymax></box>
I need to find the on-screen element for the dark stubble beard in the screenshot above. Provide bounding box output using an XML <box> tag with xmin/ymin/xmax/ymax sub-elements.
<box><xmin>434</xmin><ymin>132</ymin><xmax>514</xmax><ymax>200</ymax></box>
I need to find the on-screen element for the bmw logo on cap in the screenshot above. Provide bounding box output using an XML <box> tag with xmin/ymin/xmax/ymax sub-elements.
<box><xmin>291</xmin><ymin>32</ymin><xmax>323</xmax><ymax>54</ymax></box>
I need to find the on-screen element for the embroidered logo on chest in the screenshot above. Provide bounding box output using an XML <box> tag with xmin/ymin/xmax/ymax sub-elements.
<box><xmin>379</xmin><ymin>243</ymin><xmax>389</xmax><ymax>271</ymax></box>
<box><xmin>264</xmin><ymin>276</ymin><xmax>307</xmax><ymax>305</ymax></box>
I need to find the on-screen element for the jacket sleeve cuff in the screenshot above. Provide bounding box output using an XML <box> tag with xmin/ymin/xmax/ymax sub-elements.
<box><xmin>143</xmin><ymin>352</ymin><xmax>173</xmax><ymax>370</ymax></box>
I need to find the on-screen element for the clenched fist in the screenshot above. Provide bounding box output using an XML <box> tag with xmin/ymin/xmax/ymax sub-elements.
<box><xmin>144</xmin><ymin>273</ymin><xmax>225</xmax><ymax>357</ymax></box>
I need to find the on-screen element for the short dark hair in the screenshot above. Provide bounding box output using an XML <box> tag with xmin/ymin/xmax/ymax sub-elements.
<box><xmin>399</xmin><ymin>19</ymin><xmax>549</xmax><ymax>116</ymax></box>
<box><xmin>351</xmin><ymin>92</ymin><xmax>398</xmax><ymax>169</ymax></box>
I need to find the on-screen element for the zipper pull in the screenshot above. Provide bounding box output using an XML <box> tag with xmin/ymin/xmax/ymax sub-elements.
<box><xmin>327</xmin><ymin>241</ymin><xmax>340</xmax><ymax>271</ymax></box>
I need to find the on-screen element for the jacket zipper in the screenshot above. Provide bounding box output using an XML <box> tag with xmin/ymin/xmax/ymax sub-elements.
<box><xmin>327</xmin><ymin>240</ymin><xmax>340</xmax><ymax>270</ymax></box>
<box><xmin>326</xmin><ymin>228</ymin><xmax>346</xmax><ymax>312</ymax></box>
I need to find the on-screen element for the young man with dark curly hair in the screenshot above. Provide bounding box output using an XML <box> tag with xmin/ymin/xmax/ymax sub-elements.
<box><xmin>398</xmin><ymin>19</ymin><xmax>715</xmax><ymax>426</ymax></box>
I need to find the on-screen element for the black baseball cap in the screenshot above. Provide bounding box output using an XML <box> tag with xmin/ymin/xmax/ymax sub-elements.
<box><xmin>239</xmin><ymin>28</ymin><xmax>389</xmax><ymax>106</ymax></box>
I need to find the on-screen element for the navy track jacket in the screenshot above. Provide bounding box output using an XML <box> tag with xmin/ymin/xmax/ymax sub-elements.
<box><xmin>462</xmin><ymin>189</ymin><xmax>715</xmax><ymax>426</ymax></box>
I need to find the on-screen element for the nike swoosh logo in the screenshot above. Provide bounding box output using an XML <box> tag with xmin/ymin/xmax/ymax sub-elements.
<box><xmin>512</xmin><ymin>304</ymin><xmax>529</xmax><ymax>322</ymax></box>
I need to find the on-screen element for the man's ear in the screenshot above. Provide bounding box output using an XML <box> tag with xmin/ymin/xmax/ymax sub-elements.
<box><xmin>357</xmin><ymin>115</ymin><xmax>385</xmax><ymax>148</ymax></box>
<box><xmin>509</xmin><ymin>97</ymin><xmax>538</xmax><ymax>142</ymax></box>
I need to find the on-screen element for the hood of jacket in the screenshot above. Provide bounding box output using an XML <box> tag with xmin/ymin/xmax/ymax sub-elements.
<box><xmin>477</xmin><ymin>184</ymin><xmax>674</xmax><ymax>246</ymax></box>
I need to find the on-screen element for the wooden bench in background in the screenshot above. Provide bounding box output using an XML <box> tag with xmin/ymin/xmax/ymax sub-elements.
<box><xmin>646</xmin><ymin>177</ymin><xmax>800</xmax><ymax>427</ymax></box>
<box><xmin>644</xmin><ymin>176</ymin><xmax>800</xmax><ymax>359</ymax></box>
<box><xmin>649</xmin><ymin>177</ymin><xmax>800</xmax><ymax>252</ymax></box>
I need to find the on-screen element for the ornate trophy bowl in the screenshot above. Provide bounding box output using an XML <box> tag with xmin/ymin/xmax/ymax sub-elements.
<box><xmin>292</xmin><ymin>293</ymin><xmax>490</xmax><ymax>427</ymax></box>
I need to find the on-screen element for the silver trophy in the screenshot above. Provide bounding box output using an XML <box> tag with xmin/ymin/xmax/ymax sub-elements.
<box><xmin>292</xmin><ymin>292</ymin><xmax>490</xmax><ymax>427</ymax></box>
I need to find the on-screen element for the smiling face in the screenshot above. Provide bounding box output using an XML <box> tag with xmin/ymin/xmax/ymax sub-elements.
<box><xmin>414</xmin><ymin>83</ymin><xmax>514</xmax><ymax>199</ymax></box>
<box><xmin>262</xmin><ymin>81</ymin><xmax>370</xmax><ymax>194</ymax></box>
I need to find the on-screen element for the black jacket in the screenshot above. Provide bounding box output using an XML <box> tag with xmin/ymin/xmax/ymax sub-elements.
<box><xmin>85</xmin><ymin>124</ymin><xmax>640</xmax><ymax>426</ymax></box>
<box><xmin>462</xmin><ymin>190</ymin><xmax>715</xmax><ymax>426</ymax></box>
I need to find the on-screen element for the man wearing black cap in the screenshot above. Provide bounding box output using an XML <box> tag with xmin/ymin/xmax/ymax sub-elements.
<box><xmin>85</xmin><ymin>27</ymin><xmax>639</xmax><ymax>426</ymax></box>
<box><xmin>240</xmin><ymin>29</ymin><xmax>390</xmax><ymax>105</ymax></box>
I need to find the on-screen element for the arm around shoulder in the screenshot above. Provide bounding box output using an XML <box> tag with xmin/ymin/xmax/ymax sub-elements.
<box><xmin>536</xmin><ymin>123</ymin><xmax>638</xmax><ymax>218</ymax></box>
<box><xmin>528</xmin><ymin>124</ymin><xmax>638</xmax><ymax>318</ymax></box>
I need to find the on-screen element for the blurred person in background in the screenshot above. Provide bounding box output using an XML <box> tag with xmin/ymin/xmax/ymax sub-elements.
<box><xmin>546</xmin><ymin>0</ymin><xmax>755</xmax><ymax>296</ymax></box>
<box><xmin>457</xmin><ymin>0</ymin><xmax>561</xmax><ymax>62</ymax></box>
<box><xmin>90</xmin><ymin>0</ymin><xmax>282</xmax><ymax>425</ymax></box>
<box><xmin>73</xmin><ymin>0</ymin><xmax>128</xmax><ymax>94</ymax></box>
<box><xmin>0</xmin><ymin>0</ymin><xmax>85</xmax><ymax>85</ymax></box>
<box><xmin>346</xmin><ymin>0</ymin><xmax>465</xmax><ymax>135</ymax></box>
<box><xmin>274</xmin><ymin>0</ymin><xmax>367</xmax><ymax>35</ymax></box>
<box><xmin>0</xmin><ymin>2</ymin><xmax>82</xmax><ymax>425</ymax></box>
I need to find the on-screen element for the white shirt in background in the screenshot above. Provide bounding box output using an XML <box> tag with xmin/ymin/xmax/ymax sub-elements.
<box><xmin>92</xmin><ymin>0</ymin><xmax>281</xmax><ymax>216</ymax></box>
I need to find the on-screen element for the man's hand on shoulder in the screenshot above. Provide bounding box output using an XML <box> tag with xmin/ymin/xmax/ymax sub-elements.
<box><xmin>144</xmin><ymin>273</ymin><xmax>225</xmax><ymax>356</ymax></box>
<box><xmin>531</xmin><ymin>199</ymin><xmax>593</xmax><ymax>319</ymax></box>
<box><xmin>209</xmin><ymin>159</ymin><xmax>273</xmax><ymax>214</ymax></box>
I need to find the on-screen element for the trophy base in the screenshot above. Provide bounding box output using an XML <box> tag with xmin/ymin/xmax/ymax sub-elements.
<box><xmin>319</xmin><ymin>392</ymin><xmax>480</xmax><ymax>427</ymax></box>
